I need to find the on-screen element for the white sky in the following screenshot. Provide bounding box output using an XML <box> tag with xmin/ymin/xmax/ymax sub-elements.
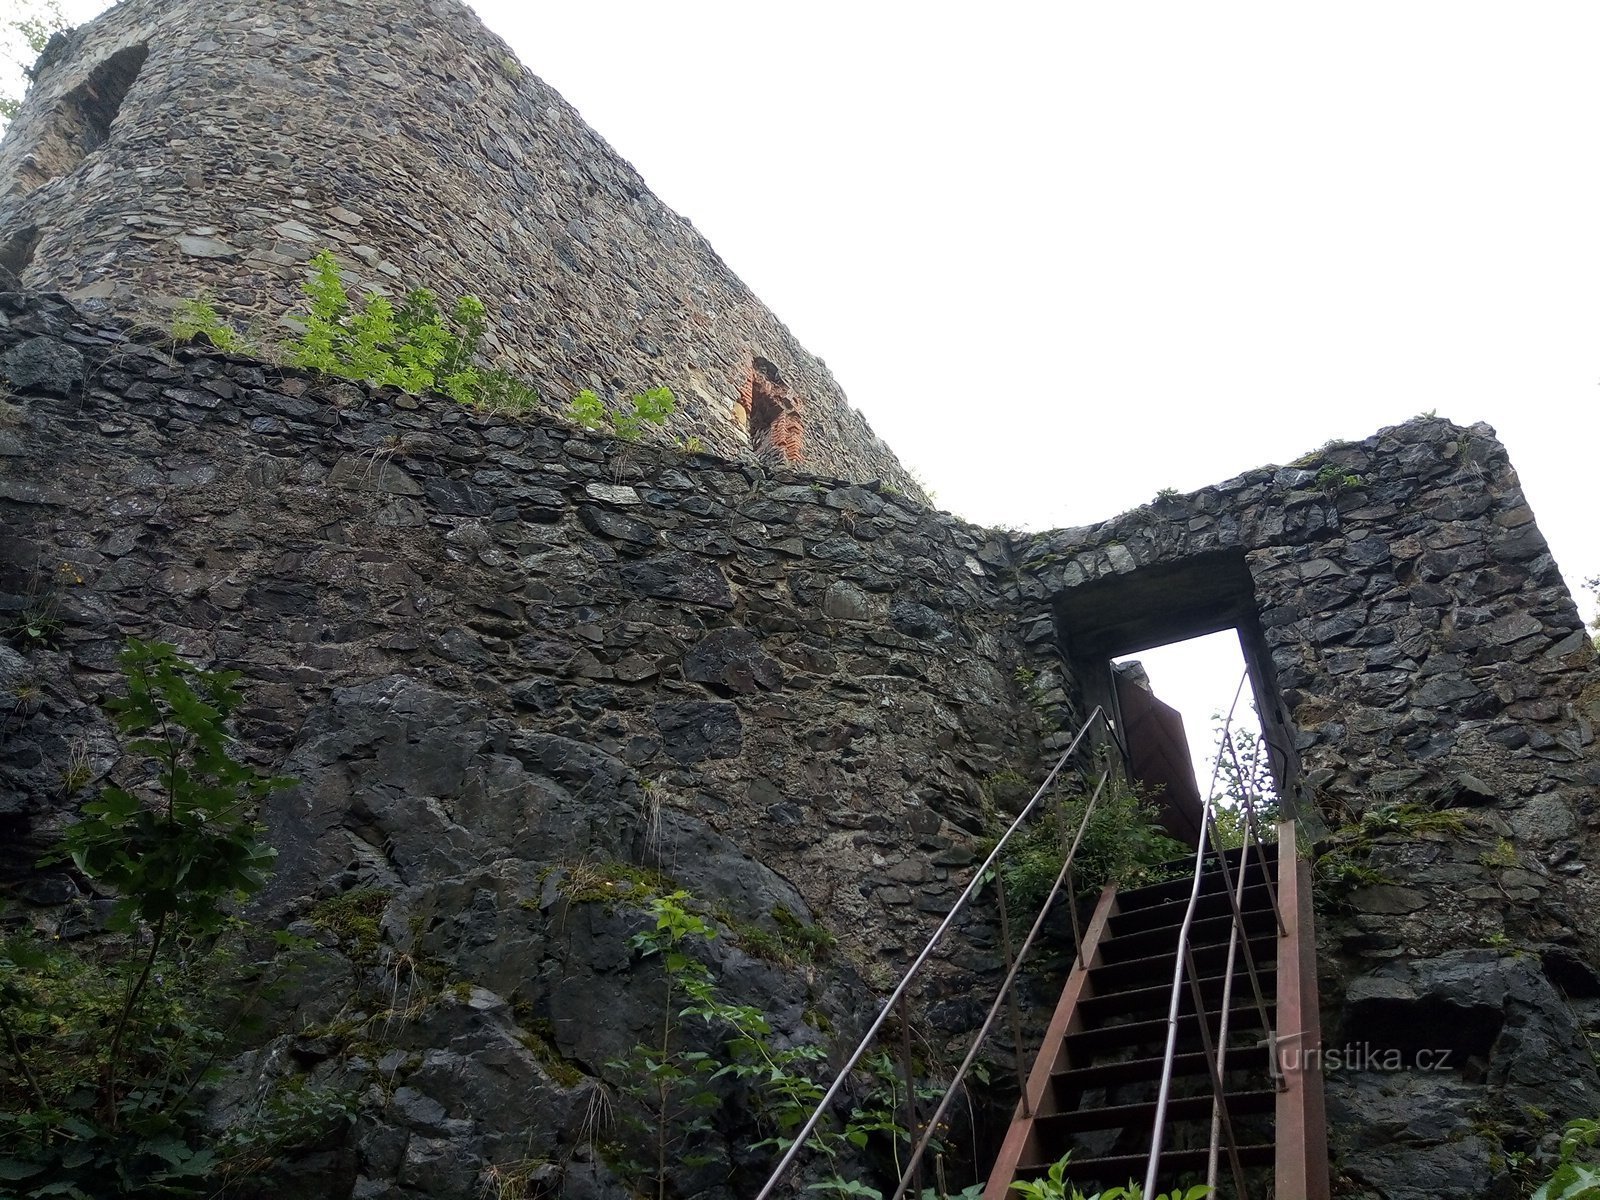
<box><xmin>21</xmin><ymin>1</ymin><xmax>1600</xmax><ymax>782</ymax></box>
<box><xmin>469</xmin><ymin>0</ymin><xmax>1597</xmax><ymax>784</ymax></box>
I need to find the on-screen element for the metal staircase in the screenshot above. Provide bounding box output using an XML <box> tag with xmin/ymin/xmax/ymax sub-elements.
<box><xmin>753</xmin><ymin>704</ymin><xmax>1329</xmax><ymax>1200</ymax></box>
<box><xmin>984</xmin><ymin>826</ymin><xmax>1328</xmax><ymax>1199</ymax></box>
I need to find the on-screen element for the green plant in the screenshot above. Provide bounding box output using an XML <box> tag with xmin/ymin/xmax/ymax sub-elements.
<box><xmin>542</xmin><ymin>860</ymin><xmax>672</xmax><ymax>909</ymax></box>
<box><xmin>170</xmin><ymin>297</ymin><xmax>250</xmax><ymax>354</ymax></box>
<box><xmin>681</xmin><ymin>434</ymin><xmax>705</xmax><ymax>454</ymax></box>
<box><xmin>1312</xmin><ymin>850</ymin><xmax>1390</xmax><ymax>903</ymax></box>
<box><xmin>566</xmin><ymin>385</ymin><xmax>678</xmax><ymax>441</ymax></box>
<box><xmin>614</xmin><ymin>385</ymin><xmax>676</xmax><ymax>441</ymax></box>
<box><xmin>1155</xmin><ymin>486</ymin><xmax>1180</xmax><ymax>501</ymax></box>
<box><xmin>309</xmin><ymin>886</ymin><xmax>391</xmax><ymax>964</ymax></box>
<box><xmin>208</xmin><ymin>1079</ymin><xmax>361</xmax><ymax>1190</ymax></box>
<box><xmin>0</xmin><ymin>638</ymin><xmax>294</xmax><ymax>1194</ymax></box>
<box><xmin>997</xmin><ymin>772</ymin><xmax>1188</xmax><ymax>914</ymax></box>
<box><xmin>0</xmin><ymin>1</ymin><xmax>66</xmax><ymax>122</ymax></box>
<box><xmin>9</xmin><ymin>676</ymin><xmax>41</xmax><ymax>714</ymax></box>
<box><xmin>1309</xmin><ymin>800</ymin><xmax>1463</xmax><ymax>912</ymax></box>
<box><xmin>1314</xmin><ymin>464</ymin><xmax>1364</xmax><ymax>495</ymax></box>
<box><xmin>284</xmin><ymin>250</ymin><xmax>536</xmax><ymax>412</ymax></box>
<box><xmin>1481</xmin><ymin>838</ymin><xmax>1520</xmax><ymax>869</ymax></box>
<box><xmin>1352</xmin><ymin>801</ymin><xmax>1465</xmax><ymax>839</ymax></box>
<box><xmin>58</xmin><ymin>736</ymin><xmax>92</xmax><ymax>795</ymax></box>
<box><xmin>7</xmin><ymin>560</ymin><xmax>79</xmax><ymax>649</ymax></box>
<box><xmin>1531</xmin><ymin>1117</ymin><xmax>1600</xmax><ymax>1200</ymax></box>
<box><xmin>567</xmin><ymin>388</ymin><xmax>608</xmax><ymax>430</ymax></box>
<box><xmin>608</xmin><ymin>892</ymin><xmax>912</xmax><ymax>1199</ymax></box>
<box><xmin>1208</xmin><ymin>721</ymin><xmax>1280</xmax><ymax>850</ymax></box>
<box><xmin>607</xmin><ymin>892</ymin><xmax>731</xmax><ymax>1197</ymax></box>
<box><xmin>1007</xmin><ymin>1152</ymin><xmax>1211</xmax><ymax>1200</ymax></box>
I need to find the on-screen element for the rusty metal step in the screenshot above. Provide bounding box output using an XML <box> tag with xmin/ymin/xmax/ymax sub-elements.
<box><xmin>1108</xmin><ymin>879</ymin><xmax>1278</xmax><ymax>936</ymax></box>
<box><xmin>1090</xmin><ymin>934</ymin><xmax>1278</xmax><ymax>992</ymax></box>
<box><xmin>1101</xmin><ymin>905</ymin><xmax>1278</xmax><ymax>963</ymax></box>
<box><xmin>1115</xmin><ymin>855</ymin><xmax>1280</xmax><ymax>912</ymax></box>
<box><xmin>1016</xmin><ymin>1140</ymin><xmax>1277</xmax><ymax>1187</ymax></box>
<box><xmin>1063</xmin><ymin>1003</ymin><xmax>1275</xmax><ymax>1061</ymax></box>
<box><xmin>1049</xmin><ymin>1049</ymin><xmax>1270</xmax><ymax>1100</ymax></box>
<box><xmin>1035</xmin><ymin>1087</ymin><xmax>1277</xmax><ymax>1135</ymax></box>
<box><xmin>1078</xmin><ymin>966</ymin><xmax>1278</xmax><ymax>1023</ymax></box>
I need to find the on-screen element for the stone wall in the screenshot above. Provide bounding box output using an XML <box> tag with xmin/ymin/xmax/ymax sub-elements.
<box><xmin>0</xmin><ymin>293</ymin><xmax>1040</xmax><ymax>1197</ymax></box>
<box><xmin>7</xmin><ymin>285</ymin><xmax>1600</xmax><ymax>1197</ymax></box>
<box><xmin>1016</xmin><ymin>418</ymin><xmax>1600</xmax><ymax>1198</ymax></box>
<box><xmin>0</xmin><ymin>0</ymin><xmax>921</xmax><ymax>493</ymax></box>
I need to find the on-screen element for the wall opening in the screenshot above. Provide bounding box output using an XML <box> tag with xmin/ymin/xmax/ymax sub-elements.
<box><xmin>1052</xmin><ymin>550</ymin><xmax>1306</xmax><ymax>822</ymax></box>
<box><xmin>1113</xmin><ymin>630</ymin><xmax>1278</xmax><ymax>846</ymax></box>
<box><xmin>0</xmin><ymin>225</ymin><xmax>41</xmax><ymax>286</ymax></box>
<box><xmin>738</xmin><ymin>356</ymin><xmax>804</xmax><ymax>464</ymax></box>
<box><xmin>16</xmin><ymin>43</ymin><xmax>149</xmax><ymax>193</ymax></box>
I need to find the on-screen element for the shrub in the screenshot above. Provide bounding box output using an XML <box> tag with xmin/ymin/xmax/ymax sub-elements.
<box><xmin>284</xmin><ymin>250</ymin><xmax>536</xmax><ymax>412</ymax></box>
<box><xmin>0</xmin><ymin>639</ymin><xmax>304</xmax><ymax>1195</ymax></box>
<box><xmin>999</xmin><ymin>774</ymin><xmax>1188</xmax><ymax>913</ymax></box>
<box><xmin>565</xmin><ymin>384</ymin><xmax>677</xmax><ymax>440</ymax></box>
<box><xmin>170</xmin><ymin>297</ymin><xmax>251</xmax><ymax>354</ymax></box>
<box><xmin>1531</xmin><ymin>1116</ymin><xmax>1600</xmax><ymax>1200</ymax></box>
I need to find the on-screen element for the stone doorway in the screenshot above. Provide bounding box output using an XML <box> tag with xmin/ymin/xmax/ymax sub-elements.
<box><xmin>1050</xmin><ymin>549</ymin><xmax>1308</xmax><ymax>822</ymax></box>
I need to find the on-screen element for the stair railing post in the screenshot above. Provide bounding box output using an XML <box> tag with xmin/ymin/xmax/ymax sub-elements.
<box><xmin>993</xmin><ymin>872</ymin><xmax>1033</xmax><ymax>1119</ymax></box>
<box><xmin>1145</xmin><ymin>674</ymin><xmax>1255</xmax><ymax>1200</ymax></box>
<box><xmin>1206</xmin><ymin>805</ymin><xmax>1254</xmax><ymax>1196</ymax></box>
<box><xmin>1064</xmin><ymin>864</ymin><xmax>1083</xmax><ymax>968</ymax></box>
<box><xmin>896</xmin><ymin>776</ymin><xmax>1114</xmax><ymax>1200</ymax></box>
<box><xmin>1222</xmin><ymin>728</ymin><xmax>1286</xmax><ymax>937</ymax></box>
<box><xmin>897</xmin><ymin>994</ymin><xmax>924</xmax><ymax>1197</ymax></box>
<box><xmin>1182</xmin><ymin>944</ymin><xmax>1251</xmax><ymax>1200</ymax></box>
<box><xmin>1202</xmin><ymin>808</ymin><xmax>1278</xmax><ymax>1081</ymax></box>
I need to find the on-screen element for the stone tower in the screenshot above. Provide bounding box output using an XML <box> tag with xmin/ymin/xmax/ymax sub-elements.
<box><xmin>0</xmin><ymin>0</ymin><xmax>920</xmax><ymax>491</ymax></box>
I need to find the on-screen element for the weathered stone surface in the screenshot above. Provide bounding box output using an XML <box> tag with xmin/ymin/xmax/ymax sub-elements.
<box><xmin>0</xmin><ymin>0</ymin><xmax>926</xmax><ymax>496</ymax></box>
<box><xmin>822</xmin><ymin>580</ymin><xmax>872</xmax><ymax>620</ymax></box>
<box><xmin>620</xmin><ymin>554</ymin><xmax>735</xmax><ymax>609</ymax></box>
<box><xmin>0</xmin><ymin>336</ymin><xmax>83</xmax><ymax>395</ymax></box>
<box><xmin>683</xmin><ymin>627</ymin><xmax>784</xmax><ymax>695</ymax></box>
<box><xmin>652</xmin><ymin>700</ymin><xmax>743</xmax><ymax>764</ymax></box>
<box><xmin>0</xmin><ymin>294</ymin><xmax>1043</xmax><ymax>1197</ymax></box>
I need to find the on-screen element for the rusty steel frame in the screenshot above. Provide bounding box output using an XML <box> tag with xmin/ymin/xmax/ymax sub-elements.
<box><xmin>1273</xmin><ymin>820</ymin><xmax>1330</xmax><ymax>1200</ymax></box>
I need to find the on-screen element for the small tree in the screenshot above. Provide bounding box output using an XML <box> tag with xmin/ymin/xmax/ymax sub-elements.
<box><xmin>0</xmin><ymin>639</ymin><xmax>289</xmax><ymax>1194</ymax></box>
<box><xmin>0</xmin><ymin>0</ymin><xmax>68</xmax><ymax>124</ymax></box>
<box><xmin>1208</xmin><ymin>717</ymin><xmax>1280</xmax><ymax>849</ymax></box>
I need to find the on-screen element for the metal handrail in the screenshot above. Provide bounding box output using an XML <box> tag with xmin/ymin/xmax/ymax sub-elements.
<box><xmin>1219</xmin><ymin>728</ymin><xmax>1286</xmax><ymax>936</ymax></box>
<box><xmin>1143</xmin><ymin>675</ymin><xmax>1254</xmax><ymax>1198</ymax></box>
<box><xmin>1204</xmin><ymin>767</ymin><xmax>1281</xmax><ymax>1193</ymax></box>
<box><xmin>753</xmin><ymin>706</ymin><xmax>1114</xmax><ymax>1200</ymax></box>
<box><xmin>1143</xmin><ymin>790</ymin><xmax>1226</xmax><ymax>1198</ymax></box>
<box><xmin>1205</xmin><ymin>825</ymin><xmax>1250</xmax><ymax>1194</ymax></box>
<box><xmin>887</xmin><ymin>770</ymin><xmax>1114</xmax><ymax>1199</ymax></box>
<box><xmin>1146</xmin><ymin>680</ymin><xmax>1287</xmax><ymax>1199</ymax></box>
